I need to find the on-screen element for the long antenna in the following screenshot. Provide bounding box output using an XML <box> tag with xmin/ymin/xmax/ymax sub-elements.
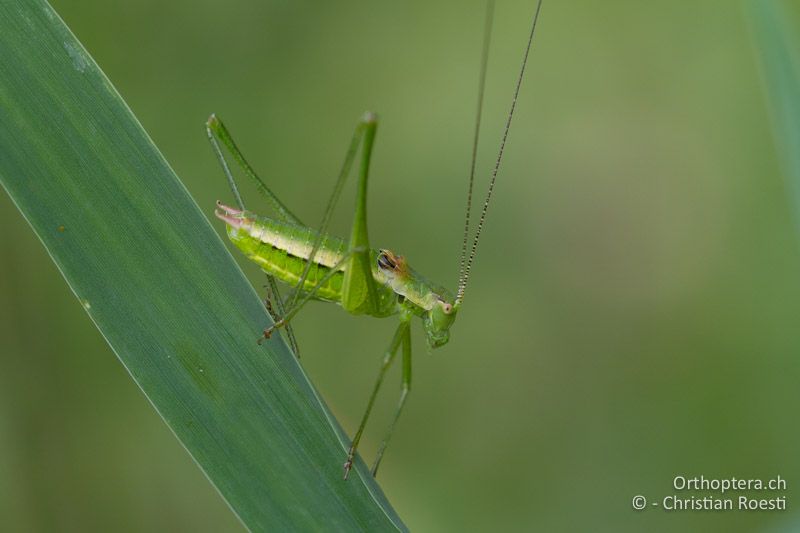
<box><xmin>455</xmin><ymin>0</ymin><xmax>543</xmax><ymax>306</ymax></box>
<box><xmin>458</xmin><ymin>0</ymin><xmax>495</xmax><ymax>292</ymax></box>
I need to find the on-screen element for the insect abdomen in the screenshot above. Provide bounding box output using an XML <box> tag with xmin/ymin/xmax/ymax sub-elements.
<box><xmin>227</xmin><ymin>215</ymin><xmax>347</xmax><ymax>302</ymax></box>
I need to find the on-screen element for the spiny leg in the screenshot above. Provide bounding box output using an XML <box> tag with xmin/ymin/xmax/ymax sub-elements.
<box><xmin>208</xmin><ymin>112</ymin><xmax>384</xmax><ymax>348</ymax></box>
<box><xmin>339</xmin><ymin>113</ymin><xmax>380</xmax><ymax>315</ymax></box>
<box><xmin>344</xmin><ymin>319</ymin><xmax>410</xmax><ymax>480</ymax></box>
<box><xmin>371</xmin><ymin>323</ymin><xmax>412</xmax><ymax>477</ymax></box>
<box><xmin>286</xmin><ymin>112</ymin><xmax>378</xmax><ymax>314</ymax></box>
<box><xmin>206</xmin><ymin>115</ymin><xmax>305</xmax><ymax>348</ymax></box>
<box><xmin>264</xmin><ymin>112</ymin><xmax>381</xmax><ymax>338</ymax></box>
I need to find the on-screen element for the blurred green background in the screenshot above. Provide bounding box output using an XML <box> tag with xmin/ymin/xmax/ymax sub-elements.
<box><xmin>2</xmin><ymin>0</ymin><xmax>799</xmax><ymax>531</ymax></box>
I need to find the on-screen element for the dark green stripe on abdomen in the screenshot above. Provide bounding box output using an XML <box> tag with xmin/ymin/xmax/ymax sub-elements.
<box><xmin>248</xmin><ymin>240</ymin><xmax>345</xmax><ymax>302</ymax></box>
<box><xmin>227</xmin><ymin>216</ymin><xmax>347</xmax><ymax>302</ymax></box>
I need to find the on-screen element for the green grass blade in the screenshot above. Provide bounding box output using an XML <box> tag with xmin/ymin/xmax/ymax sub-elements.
<box><xmin>0</xmin><ymin>1</ymin><xmax>405</xmax><ymax>530</ymax></box>
<box><xmin>747</xmin><ymin>0</ymin><xmax>800</xmax><ymax>213</ymax></box>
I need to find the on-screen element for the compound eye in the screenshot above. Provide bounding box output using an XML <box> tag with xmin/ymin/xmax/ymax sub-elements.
<box><xmin>377</xmin><ymin>250</ymin><xmax>398</xmax><ymax>271</ymax></box>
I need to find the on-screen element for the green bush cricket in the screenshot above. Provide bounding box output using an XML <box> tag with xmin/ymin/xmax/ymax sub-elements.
<box><xmin>207</xmin><ymin>0</ymin><xmax>543</xmax><ymax>480</ymax></box>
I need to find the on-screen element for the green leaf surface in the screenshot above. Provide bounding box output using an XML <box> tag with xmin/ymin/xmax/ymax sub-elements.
<box><xmin>0</xmin><ymin>1</ymin><xmax>404</xmax><ymax>530</ymax></box>
<box><xmin>747</xmin><ymin>0</ymin><xmax>800</xmax><ymax>213</ymax></box>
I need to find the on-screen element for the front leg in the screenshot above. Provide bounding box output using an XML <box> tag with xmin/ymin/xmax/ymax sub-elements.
<box><xmin>370</xmin><ymin>321</ymin><xmax>412</xmax><ymax>477</ymax></box>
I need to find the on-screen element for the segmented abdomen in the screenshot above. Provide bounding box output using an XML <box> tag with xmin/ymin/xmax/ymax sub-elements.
<box><xmin>227</xmin><ymin>215</ymin><xmax>347</xmax><ymax>302</ymax></box>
